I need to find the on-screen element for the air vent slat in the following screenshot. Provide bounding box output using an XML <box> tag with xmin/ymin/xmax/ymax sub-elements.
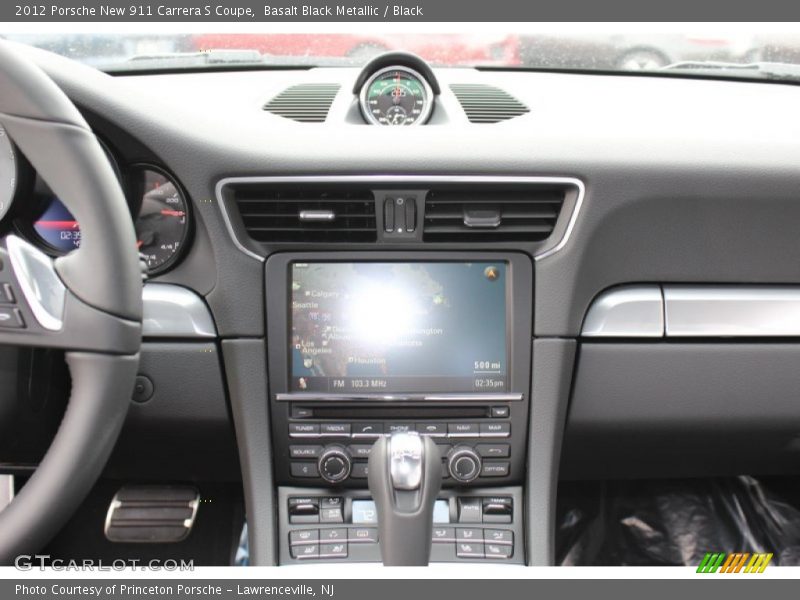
<box><xmin>450</xmin><ymin>84</ymin><xmax>530</xmax><ymax>124</ymax></box>
<box><xmin>423</xmin><ymin>188</ymin><xmax>564</xmax><ymax>242</ymax></box>
<box><xmin>232</xmin><ymin>186</ymin><xmax>377</xmax><ymax>243</ymax></box>
<box><xmin>263</xmin><ymin>83</ymin><xmax>341</xmax><ymax>123</ymax></box>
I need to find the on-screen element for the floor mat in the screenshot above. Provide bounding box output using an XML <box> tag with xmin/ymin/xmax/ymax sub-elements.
<box><xmin>557</xmin><ymin>476</ymin><xmax>800</xmax><ymax>566</ymax></box>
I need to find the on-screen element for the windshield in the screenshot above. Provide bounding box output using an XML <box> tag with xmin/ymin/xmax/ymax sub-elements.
<box><xmin>3</xmin><ymin>27</ymin><xmax>800</xmax><ymax>77</ymax></box>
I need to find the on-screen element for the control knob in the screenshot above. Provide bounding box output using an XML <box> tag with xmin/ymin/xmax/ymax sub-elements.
<box><xmin>318</xmin><ymin>445</ymin><xmax>352</xmax><ymax>483</ymax></box>
<box><xmin>446</xmin><ymin>446</ymin><xmax>482</xmax><ymax>483</ymax></box>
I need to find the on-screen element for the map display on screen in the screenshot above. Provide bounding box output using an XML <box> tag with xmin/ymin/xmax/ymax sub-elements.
<box><xmin>290</xmin><ymin>261</ymin><xmax>508</xmax><ymax>393</ymax></box>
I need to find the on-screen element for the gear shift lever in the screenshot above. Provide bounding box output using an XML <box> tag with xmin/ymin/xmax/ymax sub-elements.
<box><xmin>368</xmin><ymin>432</ymin><xmax>442</xmax><ymax>566</ymax></box>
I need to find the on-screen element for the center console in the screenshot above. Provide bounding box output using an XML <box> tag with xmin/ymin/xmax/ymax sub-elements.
<box><xmin>265</xmin><ymin>252</ymin><xmax>532</xmax><ymax>564</ymax></box>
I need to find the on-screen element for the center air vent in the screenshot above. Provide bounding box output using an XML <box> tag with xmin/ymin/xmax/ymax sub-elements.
<box><xmin>450</xmin><ymin>84</ymin><xmax>529</xmax><ymax>123</ymax></box>
<box><xmin>263</xmin><ymin>83</ymin><xmax>341</xmax><ymax>123</ymax></box>
<box><xmin>424</xmin><ymin>187</ymin><xmax>564</xmax><ymax>242</ymax></box>
<box><xmin>233</xmin><ymin>186</ymin><xmax>376</xmax><ymax>243</ymax></box>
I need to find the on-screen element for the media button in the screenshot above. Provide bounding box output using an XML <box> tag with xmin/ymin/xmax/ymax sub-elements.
<box><xmin>320</xmin><ymin>423</ymin><xmax>351</xmax><ymax>437</ymax></box>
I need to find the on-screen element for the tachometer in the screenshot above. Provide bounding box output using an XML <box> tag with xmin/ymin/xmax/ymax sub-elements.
<box><xmin>359</xmin><ymin>66</ymin><xmax>433</xmax><ymax>126</ymax></box>
<box><xmin>0</xmin><ymin>124</ymin><xmax>17</xmax><ymax>222</ymax></box>
<box><xmin>130</xmin><ymin>166</ymin><xmax>190</xmax><ymax>275</ymax></box>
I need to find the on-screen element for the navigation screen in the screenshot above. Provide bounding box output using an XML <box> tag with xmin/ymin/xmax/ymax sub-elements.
<box><xmin>290</xmin><ymin>261</ymin><xmax>508</xmax><ymax>393</ymax></box>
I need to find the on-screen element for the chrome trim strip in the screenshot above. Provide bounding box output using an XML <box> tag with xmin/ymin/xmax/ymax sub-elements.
<box><xmin>582</xmin><ymin>285</ymin><xmax>664</xmax><ymax>338</ymax></box>
<box><xmin>664</xmin><ymin>286</ymin><xmax>800</xmax><ymax>337</ymax></box>
<box><xmin>276</xmin><ymin>392</ymin><xmax>523</xmax><ymax>402</ymax></box>
<box><xmin>0</xmin><ymin>475</ymin><xmax>13</xmax><ymax>513</ymax></box>
<box><xmin>214</xmin><ymin>175</ymin><xmax>585</xmax><ymax>262</ymax></box>
<box><xmin>142</xmin><ymin>283</ymin><xmax>216</xmax><ymax>338</ymax></box>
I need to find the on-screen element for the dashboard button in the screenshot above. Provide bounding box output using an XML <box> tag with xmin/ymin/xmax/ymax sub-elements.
<box><xmin>290</xmin><ymin>544</ymin><xmax>319</xmax><ymax>559</ymax></box>
<box><xmin>290</xmin><ymin>462</ymin><xmax>319</xmax><ymax>478</ymax></box>
<box><xmin>490</xmin><ymin>406</ymin><xmax>510</xmax><ymax>418</ymax></box>
<box><xmin>456</xmin><ymin>528</ymin><xmax>483</xmax><ymax>542</ymax></box>
<box><xmin>319</xmin><ymin>543</ymin><xmax>347</xmax><ymax>558</ymax></box>
<box><xmin>0</xmin><ymin>307</ymin><xmax>24</xmax><ymax>329</ymax></box>
<box><xmin>484</xmin><ymin>529</ymin><xmax>513</xmax><ymax>546</ymax></box>
<box><xmin>349</xmin><ymin>527</ymin><xmax>378</xmax><ymax>543</ymax></box>
<box><xmin>320</xmin><ymin>423</ymin><xmax>351</xmax><ymax>437</ymax></box>
<box><xmin>347</xmin><ymin>444</ymin><xmax>373</xmax><ymax>458</ymax></box>
<box><xmin>457</xmin><ymin>497</ymin><xmax>482</xmax><ymax>523</ymax></box>
<box><xmin>448</xmin><ymin>423</ymin><xmax>479</xmax><ymax>437</ymax></box>
<box><xmin>289</xmin><ymin>423</ymin><xmax>319</xmax><ymax>438</ymax></box>
<box><xmin>351</xmin><ymin>462</ymin><xmax>369</xmax><ymax>478</ymax></box>
<box><xmin>386</xmin><ymin>423</ymin><xmax>414</xmax><ymax>434</ymax></box>
<box><xmin>480</xmin><ymin>422</ymin><xmax>510</xmax><ymax>438</ymax></box>
<box><xmin>485</xmin><ymin>543</ymin><xmax>513</xmax><ymax>559</ymax></box>
<box><xmin>289</xmin><ymin>529</ymin><xmax>319</xmax><ymax>546</ymax></box>
<box><xmin>432</xmin><ymin>527</ymin><xmax>456</xmax><ymax>543</ymax></box>
<box><xmin>290</xmin><ymin>445</ymin><xmax>323</xmax><ymax>459</ymax></box>
<box><xmin>480</xmin><ymin>462</ymin><xmax>510</xmax><ymax>477</ymax></box>
<box><xmin>456</xmin><ymin>542</ymin><xmax>484</xmax><ymax>558</ymax></box>
<box><xmin>352</xmin><ymin>422</ymin><xmax>383</xmax><ymax>438</ymax></box>
<box><xmin>320</xmin><ymin>528</ymin><xmax>347</xmax><ymax>542</ymax></box>
<box><xmin>0</xmin><ymin>283</ymin><xmax>15</xmax><ymax>304</ymax></box>
<box><xmin>476</xmin><ymin>443</ymin><xmax>510</xmax><ymax>458</ymax></box>
<box><xmin>416</xmin><ymin>422</ymin><xmax>447</xmax><ymax>437</ymax></box>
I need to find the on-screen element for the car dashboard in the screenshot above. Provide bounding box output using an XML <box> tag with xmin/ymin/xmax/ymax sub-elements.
<box><xmin>2</xmin><ymin>44</ymin><xmax>800</xmax><ymax>567</ymax></box>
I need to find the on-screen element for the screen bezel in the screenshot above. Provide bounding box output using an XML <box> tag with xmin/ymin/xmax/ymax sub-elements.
<box><xmin>265</xmin><ymin>251</ymin><xmax>533</xmax><ymax>402</ymax></box>
<box><xmin>288</xmin><ymin>260</ymin><xmax>512</xmax><ymax>394</ymax></box>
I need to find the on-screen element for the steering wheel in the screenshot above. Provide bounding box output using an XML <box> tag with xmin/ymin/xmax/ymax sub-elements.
<box><xmin>0</xmin><ymin>43</ymin><xmax>142</xmax><ymax>564</ymax></box>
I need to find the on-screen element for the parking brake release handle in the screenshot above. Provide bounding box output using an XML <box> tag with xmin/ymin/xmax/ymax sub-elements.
<box><xmin>368</xmin><ymin>432</ymin><xmax>442</xmax><ymax>566</ymax></box>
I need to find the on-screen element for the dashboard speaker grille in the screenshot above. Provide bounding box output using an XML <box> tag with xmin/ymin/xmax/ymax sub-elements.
<box><xmin>263</xmin><ymin>83</ymin><xmax>341</xmax><ymax>123</ymax></box>
<box><xmin>450</xmin><ymin>84</ymin><xmax>530</xmax><ymax>123</ymax></box>
<box><xmin>233</xmin><ymin>186</ymin><xmax>377</xmax><ymax>243</ymax></box>
<box><xmin>424</xmin><ymin>187</ymin><xmax>564</xmax><ymax>242</ymax></box>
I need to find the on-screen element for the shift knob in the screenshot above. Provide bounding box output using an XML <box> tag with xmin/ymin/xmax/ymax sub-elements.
<box><xmin>367</xmin><ymin>432</ymin><xmax>442</xmax><ymax>566</ymax></box>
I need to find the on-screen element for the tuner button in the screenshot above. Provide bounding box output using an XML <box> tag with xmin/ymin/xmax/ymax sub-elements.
<box><xmin>318</xmin><ymin>446</ymin><xmax>352</xmax><ymax>483</ymax></box>
<box><xmin>447</xmin><ymin>446</ymin><xmax>482</xmax><ymax>483</ymax></box>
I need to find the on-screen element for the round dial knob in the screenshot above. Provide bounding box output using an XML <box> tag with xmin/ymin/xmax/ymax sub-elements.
<box><xmin>318</xmin><ymin>446</ymin><xmax>352</xmax><ymax>483</ymax></box>
<box><xmin>447</xmin><ymin>446</ymin><xmax>482</xmax><ymax>483</ymax></box>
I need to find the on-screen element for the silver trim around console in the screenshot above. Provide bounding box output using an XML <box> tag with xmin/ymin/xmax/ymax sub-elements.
<box><xmin>142</xmin><ymin>283</ymin><xmax>216</xmax><ymax>338</ymax></box>
<box><xmin>582</xmin><ymin>285</ymin><xmax>664</xmax><ymax>338</ymax></box>
<box><xmin>664</xmin><ymin>286</ymin><xmax>800</xmax><ymax>337</ymax></box>
<box><xmin>214</xmin><ymin>175</ymin><xmax>585</xmax><ymax>262</ymax></box>
<box><xmin>276</xmin><ymin>392</ymin><xmax>523</xmax><ymax>402</ymax></box>
<box><xmin>582</xmin><ymin>284</ymin><xmax>800</xmax><ymax>338</ymax></box>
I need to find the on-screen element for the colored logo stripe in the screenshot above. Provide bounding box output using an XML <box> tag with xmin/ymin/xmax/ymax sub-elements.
<box><xmin>697</xmin><ymin>552</ymin><xmax>773</xmax><ymax>573</ymax></box>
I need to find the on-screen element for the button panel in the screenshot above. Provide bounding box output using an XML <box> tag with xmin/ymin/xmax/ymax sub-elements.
<box><xmin>282</xmin><ymin>491</ymin><xmax>520</xmax><ymax>564</ymax></box>
<box><xmin>287</xmin><ymin>420</ymin><xmax>513</xmax><ymax>484</ymax></box>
